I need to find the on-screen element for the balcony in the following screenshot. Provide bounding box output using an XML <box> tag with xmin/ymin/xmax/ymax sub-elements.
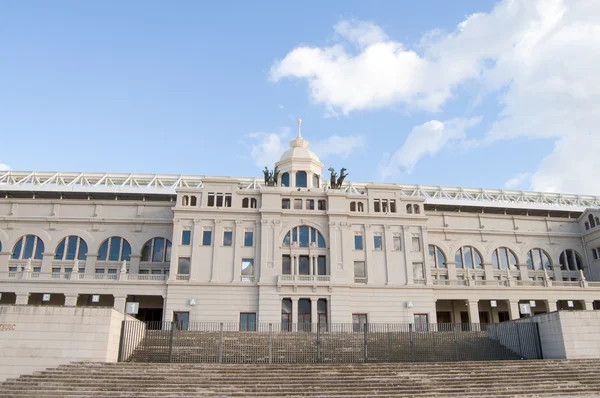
<box><xmin>0</xmin><ymin>271</ymin><xmax>167</xmax><ymax>283</ymax></box>
<box><xmin>277</xmin><ymin>274</ymin><xmax>331</xmax><ymax>286</ymax></box>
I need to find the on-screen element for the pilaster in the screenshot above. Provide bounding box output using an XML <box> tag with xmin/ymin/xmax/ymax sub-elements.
<box><xmin>40</xmin><ymin>252</ymin><xmax>53</xmax><ymax>273</ymax></box>
<box><xmin>65</xmin><ymin>294</ymin><xmax>78</xmax><ymax>307</ymax></box>
<box><xmin>402</xmin><ymin>226</ymin><xmax>412</xmax><ymax>285</ymax></box>
<box><xmin>292</xmin><ymin>297</ymin><xmax>299</xmax><ymax>329</ymax></box>
<box><xmin>210</xmin><ymin>220</ymin><xmax>222</xmax><ymax>282</ymax></box>
<box><xmin>467</xmin><ymin>300</ymin><xmax>480</xmax><ymax>324</ymax></box>
<box><xmin>129</xmin><ymin>254</ymin><xmax>141</xmax><ymax>274</ymax></box>
<box><xmin>546</xmin><ymin>300</ymin><xmax>558</xmax><ymax>312</ymax></box>
<box><xmin>518</xmin><ymin>263</ymin><xmax>529</xmax><ymax>281</ymax></box>
<box><xmin>383</xmin><ymin>226</ymin><xmax>392</xmax><ymax>285</ymax></box>
<box><xmin>421</xmin><ymin>226</ymin><xmax>433</xmax><ymax>285</ymax></box>
<box><xmin>15</xmin><ymin>292</ymin><xmax>29</xmax><ymax>305</ymax></box>
<box><xmin>584</xmin><ymin>301</ymin><xmax>595</xmax><ymax>311</ymax></box>
<box><xmin>508</xmin><ymin>300</ymin><xmax>521</xmax><ymax>320</ymax></box>
<box><xmin>114</xmin><ymin>295</ymin><xmax>127</xmax><ymax>313</ymax></box>
<box><xmin>232</xmin><ymin>220</ymin><xmax>244</xmax><ymax>282</ymax></box>
<box><xmin>84</xmin><ymin>254</ymin><xmax>97</xmax><ymax>275</ymax></box>
<box><xmin>364</xmin><ymin>224</ymin><xmax>373</xmax><ymax>284</ymax></box>
<box><xmin>190</xmin><ymin>220</ymin><xmax>203</xmax><ymax>282</ymax></box>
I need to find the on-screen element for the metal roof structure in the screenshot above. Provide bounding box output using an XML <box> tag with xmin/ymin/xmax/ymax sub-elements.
<box><xmin>1</xmin><ymin>170</ymin><xmax>598</xmax><ymax>211</ymax></box>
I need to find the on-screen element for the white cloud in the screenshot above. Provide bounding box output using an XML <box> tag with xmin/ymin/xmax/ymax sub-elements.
<box><xmin>504</xmin><ymin>173</ymin><xmax>531</xmax><ymax>190</ymax></box>
<box><xmin>271</xmin><ymin>0</ymin><xmax>600</xmax><ymax>194</ymax></box>
<box><xmin>312</xmin><ymin>135</ymin><xmax>366</xmax><ymax>159</ymax></box>
<box><xmin>0</xmin><ymin>163</ymin><xmax>10</xmax><ymax>171</ymax></box>
<box><xmin>248</xmin><ymin>131</ymin><xmax>288</xmax><ymax>168</ymax></box>
<box><xmin>379</xmin><ymin>117</ymin><xmax>481</xmax><ymax>180</ymax></box>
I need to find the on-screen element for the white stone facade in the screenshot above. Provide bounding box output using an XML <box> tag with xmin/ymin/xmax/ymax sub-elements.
<box><xmin>1</xmin><ymin>132</ymin><xmax>600</xmax><ymax>327</ymax></box>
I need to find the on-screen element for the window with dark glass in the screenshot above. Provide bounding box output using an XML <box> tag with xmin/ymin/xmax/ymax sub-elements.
<box><xmin>413</xmin><ymin>204</ymin><xmax>420</xmax><ymax>214</ymax></box>
<box><xmin>282</xmin><ymin>199</ymin><xmax>290</xmax><ymax>209</ymax></box>
<box><xmin>354</xmin><ymin>234</ymin><xmax>363</xmax><ymax>250</ymax></box>
<box><xmin>374</xmin><ymin>200</ymin><xmax>381</xmax><ymax>212</ymax></box>
<box><xmin>11</xmin><ymin>235</ymin><xmax>45</xmax><ymax>260</ymax></box>
<box><xmin>202</xmin><ymin>230</ymin><xmax>212</xmax><ymax>246</ymax></box>
<box><xmin>223</xmin><ymin>231</ymin><xmax>233</xmax><ymax>247</ymax></box>
<box><xmin>317</xmin><ymin>256</ymin><xmax>327</xmax><ymax>275</ymax></box>
<box><xmin>492</xmin><ymin>247</ymin><xmax>518</xmax><ymax>269</ymax></box>
<box><xmin>240</xmin><ymin>313</ymin><xmax>256</xmax><ymax>332</ymax></box>
<box><xmin>317</xmin><ymin>299</ymin><xmax>328</xmax><ymax>328</ymax></box>
<box><xmin>393</xmin><ymin>234</ymin><xmax>402</xmax><ymax>251</ymax></box>
<box><xmin>559</xmin><ymin>249</ymin><xmax>583</xmax><ymax>271</ymax></box>
<box><xmin>296</xmin><ymin>171</ymin><xmax>307</xmax><ymax>188</ymax></box>
<box><xmin>428</xmin><ymin>245</ymin><xmax>446</xmax><ymax>268</ymax></box>
<box><xmin>313</xmin><ymin>174</ymin><xmax>320</xmax><ymax>188</ymax></box>
<box><xmin>244</xmin><ymin>231</ymin><xmax>253</xmax><ymax>247</ymax></box>
<box><xmin>406</xmin><ymin>204</ymin><xmax>413</xmax><ymax>214</ymax></box>
<box><xmin>55</xmin><ymin>236</ymin><xmax>88</xmax><ymax>261</ymax></box>
<box><xmin>282</xmin><ymin>226</ymin><xmax>326</xmax><ymax>248</ymax></box>
<box><xmin>177</xmin><ymin>257</ymin><xmax>190</xmax><ymax>274</ymax></box>
<box><xmin>250</xmin><ymin>198</ymin><xmax>257</xmax><ymax>208</ymax></box>
<box><xmin>141</xmin><ymin>238</ymin><xmax>172</xmax><ymax>262</ymax></box>
<box><xmin>282</xmin><ymin>255</ymin><xmax>292</xmax><ymax>275</ymax></box>
<box><xmin>389</xmin><ymin>200</ymin><xmax>396</xmax><ymax>213</ymax></box>
<box><xmin>354</xmin><ymin>261</ymin><xmax>366</xmax><ymax>278</ymax></box>
<box><xmin>173</xmin><ymin>312</ymin><xmax>189</xmax><ymax>330</ymax></box>
<box><xmin>298</xmin><ymin>299</ymin><xmax>311</xmax><ymax>329</ymax></box>
<box><xmin>207</xmin><ymin>193</ymin><xmax>215</xmax><ymax>207</ymax></box>
<box><xmin>181</xmin><ymin>230</ymin><xmax>191</xmax><ymax>245</ymax></box>
<box><xmin>242</xmin><ymin>198</ymin><xmax>249</xmax><ymax>208</ymax></box>
<box><xmin>298</xmin><ymin>256</ymin><xmax>310</xmax><ymax>275</ymax></box>
<box><xmin>98</xmin><ymin>237</ymin><xmax>131</xmax><ymax>262</ymax></box>
<box><xmin>357</xmin><ymin>202</ymin><xmax>364</xmax><ymax>212</ymax></box>
<box><xmin>281</xmin><ymin>173</ymin><xmax>290</xmax><ymax>187</ymax></box>
<box><xmin>318</xmin><ymin>200</ymin><xmax>326</xmax><ymax>210</ymax></box>
<box><xmin>373</xmin><ymin>235</ymin><xmax>382</xmax><ymax>250</ymax></box>
<box><xmin>455</xmin><ymin>246</ymin><xmax>483</xmax><ymax>269</ymax></box>
<box><xmin>190</xmin><ymin>196</ymin><xmax>197</xmax><ymax>206</ymax></box>
<box><xmin>307</xmin><ymin>199</ymin><xmax>315</xmax><ymax>210</ymax></box>
<box><xmin>350</xmin><ymin>201</ymin><xmax>356</xmax><ymax>212</ymax></box>
<box><xmin>352</xmin><ymin>313</ymin><xmax>367</xmax><ymax>332</ymax></box>
<box><xmin>414</xmin><ymin>314</ymin><xmax>429</xmax><ymax>332</ymax></box>
<box><xmin>281</xmin><ymin>298</ymin><xmax>292</xmax><ymax>331</ymax></box>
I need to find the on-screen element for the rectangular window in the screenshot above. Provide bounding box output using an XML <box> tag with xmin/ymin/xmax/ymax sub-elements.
<box><xmin>8</xmin><ymin>266</ymin><xmax>17</xmax><ymax>272</ymax></box>
<box><xmin>318</xmin><ymin>200</ymin><xmax>326</xmax><ymax>210</ymax></box>
<box><xmin>282</xmin><ymin>199</ymin><xmax>290</xmax><ymax>209</ymax></box>
<box><xmin>282</xmin><ymin>255</ymin><xmax>292</xmax><ymax>275</ymax></box>
<box><xmin>354</xmin><ymin>234</ymin><xmax>363</xmax><ymax>250</ymax></box>
<box><xmin>373</xmin><ymin>235</ymin><xmax>382</xmax><ymax>250</ymax></box>
<box><xmin>382</xmin><ymin>200</ymin><xmax>388</xmax><ymax>213</ymax></box>
<box><xmin>413</xmin><ymin>262</ymin><xmax>424</xmax><ymax>280</ymax></box>
<box><xmin>177</xmin><ymin>257</ymin><xmax>190</xmax><ymax>274</ymax></box>
<box><xmin>412</xmin><ymin>236</ymin><xmax>421</xmax><ymax>252</ymax></box>
<box><xmin>414</xmin><ymin>314</ymin><xmax>429</xmax><ymax>332</ymax></box>
<box><xmin>593</xmin><ymin>248</ymin><xmax>599</xmax><ymax>260</ymax></box>
<box><xmin>223</xmin><ymin>230</ymin><xmax>233</xmax><ymax>246</ymax></box>
<box><xmin>240</xmin><ymin>313</ymin><xmax>257</xmax><ymax>332</ymax></box>
<box><xmin>294</xmin><ymin>199</ymin><xmax>303</xmax><ymax>210</ymax></box>
<box><xmin>33</xmin><ymin>267</ymin><xmax>41</xmax><ymax>273</ymax></box>
<box><xmin>354</xmin><ymin>261</ymin><xmax>366</xmax><ymax>278</ymax></box>
<box><xmin>95</xmin><ymin>268</ymin><xmax>105</xmax><ymax>274</ymax></box>
<box><xmin>317</xmin><ymin>256</ymin><xmax>327</xmax><ymax>275</ymax></box>
<box><xmin>52</xmin><ymin>267</ymin><xmax>61</xmax><ymax>273</ymax></box>
<box><xmin>298</xmin><ymin>255</ymin><xmax>310</xmax><ymax>275</ymax></box>
<box><xmin>306</xmin><ymin>199</ymin><xmax>315</xmax><ymax>210</ymax></box>
<box><xmin>207</xmin><ymin>193</ymin><xmax>215</xmax><ymax>207</ymax></box>
<box><xmin>393</xmin><ymin>234</ymin><xmax>402</xmax><ymax>251</ymax></box>
<box><xmin>244</xmin><ymin>231</ymin><xmax>253</xmax><ymax>247</ymax></box>
<box><xmin>173</xmin><ymin>312</ymin><xmax>189</xmax><ymax>330</ymax></box>
<box><xmin>181</xmin><ymin>230</ymin><xmax>191</xmax><ymax>245</ymax></box>
<box><xmin>390</xmin><ymin>199</ymin><xmax>396</xmax><ymax>213</ymax></box>
<box><xmin>241</xmin><ymin>258</ymin><xmax>254</xmax><ymax>281</ymax></box>
<box><xmin>374</xmin><ymin>199</ymin><xmax>381</xmax><ymax>212</ymax></box>
<box><xmin>202</xmin><ymin>230</ymin><xmax>212</xmax><ymax>246</ymax></box>
<box><xmin>216</xmin><ymin>193</ymin><xmax>224</xmax><ymax>207</ymax></box>
<box><xmin>352</xmin><ymin>313</ymin><xmax>368</xmax><ymax>332</ymax></box>
<box><xmin>224</xmin><ymin>193</ymin><xmax>232</xmax><ymax>207</ymax></box>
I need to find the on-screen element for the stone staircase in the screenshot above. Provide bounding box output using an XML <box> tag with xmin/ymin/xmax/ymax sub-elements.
<box><xmin>3</xmin><ymin>360</ymin><xmax>600</xmax><ymax>397</ymax></box>
<box><xmin>128</xmin><ymin>330</ymin><xmax>522</xmax><ymax>363</ymax></box>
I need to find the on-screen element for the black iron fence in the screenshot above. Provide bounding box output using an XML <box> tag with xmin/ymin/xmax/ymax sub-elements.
<box><xmin>118</xmin><ymin>321</ymin><xmax>541</xmax><ymax>363</ymax></box>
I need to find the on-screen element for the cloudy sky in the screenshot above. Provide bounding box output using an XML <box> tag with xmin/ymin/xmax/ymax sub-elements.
<box><xmin>1</xmin><ymin>0</ymin><xmax>599</xmax><ymax>194</ymax></box>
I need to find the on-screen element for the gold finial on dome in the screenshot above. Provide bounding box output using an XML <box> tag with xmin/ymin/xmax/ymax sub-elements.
<box><xmin>297</xmin><ymin>118</ymin><xmax>302</xmax><ymax>138</ymax></box>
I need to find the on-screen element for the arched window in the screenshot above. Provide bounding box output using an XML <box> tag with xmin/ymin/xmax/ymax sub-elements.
<box><xmin>250</xmin><ymin>198</ymin><xmax>257</xmax><ymax>208</ymax></box>
<box><xmin>98</xmin><ymin>237</ymin><xmax>131</xmax><ymax>262</ymax></box>
<box><xmin>492</xmin><ymin>247</ymin><xmax>518</xmax><ymax>269</ymax></box>
<box><xmin>313</xmin><ymin>174</ymin><xmax>320</xmax><ymax>188</ymax></box>
<box><xmin>589</xmin><ymin>214</ymin><xmax>596</xmax><ymax>228</ymax></box>
<box><xmin>296</xmin><ymin>171</ymin><xmax>307</xmax><ymax>188</ymax></box>
<box><xmin>596</xmin><ymin>217</ymin><xmax>600</xmax><ymax>226</ymax></box>
<box><xmin>182</xmin><ymin>195</ymin><xmax>189</xmax><ymax>206</ymax></box>
<box><xmin>12</xmin><ymin>235</ymin><xmax>45</xmax><ymax>260</ymax></box>
<box><xmin>413</xmin><ymin>204</ymin><xmax>420</xmax><ymax>214</ymax></box>
<box><xmin>281</xmin><ymin>172</ymin><xmax>289</xmax><ymax>187</ymax></box>
<box><xmin>526</xmin><ymin>248</ymin><xmax>552</xmax><ymax>270</ymax></box>
<box><xmin>141</xmin><ymin>238</ymin><xmax>172</xmax><ymax>262</ymax></box>
<box><xmin>455</xmin><ymin>246</ymin><xmax>483</xmax><ymax>269</ymax></box>
<box><xmin>282</xmin><ymin>226</ymin><xmax>326</xmax><ymax>248</ymax></box>
<box><xmin>428</xmin><ymin>245</ymin><xmax>446</xmax><ymax>268</ymax></box>
<box><xmin>55</xmin><ymin>236</ymin><xmax>88</xmax><ymax>261</ymax></box>
<box><xmin>0</xmin><ymin>240</ymin><xmax>2</xmax><ymax>252</ymax></box>
<box><xmin>190</xmin><ymin>196</ymin><xmax>197</xmax><ymax>206</ymax></box>
<box><xmin>559</xmin><ymin>249</ymin><xmax>583</xmax><ymax>271</ymax></box>
<box><xmin>406</xmin><ymin>204</ymin><xmax>413</xmax><ymax>214</ymax></box>
<box><xmin>242</xmin><ymin>198</ymin><xmax>249</xmax><ymax>208</ymax></box>
<box><xmin>586</xmin><ymin>222</ymin><xmax>590</xmax><ymax>230</ymax></box>
<box><xmin>350</xmin><ymin>202</ymin><xmax>356</xmax><ymax>212</ymax></box>
<box><xmin>357</xmin><ymin>202</ymin><xmax>364</xmax><ymax>212</ymax></box>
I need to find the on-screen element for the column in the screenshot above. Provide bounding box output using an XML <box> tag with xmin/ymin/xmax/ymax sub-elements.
<box><xmin>420</xmin><ymin>227</ymin><xmax>433</xmax><ymax>286</ymax></box>
<box><xmin>552</xmin><ymin>264</ymin><xmax>563</xmax><ymax>282</ymax></box>
<box><xmin>483</xmin><ymin>262</ymin><xmax>494</xmax><ymax>281</ymax></box>
<box><xmin>40</xmin><ymin>252</ymin><xmax>53</xmax><ymax>273</ymax></box>
<box><xmin>129</xmin><ymin>254</ymin><xmax>141</xmax><ymax>274</ymax></box>
<box><xmin>328</xmin><ymin>222</ymin><xmax>339</xmax><ymax>277</ymax></box>
<box><xmin>189</xmin><ymin>220</ymin><xmax>203</xmax><ymax>282</ymax></box>
<box><xmin>508</xmin><ymin>300</ymin><xmax>521</xmax><ymax>320</ymax></box>
<box><xmin>383</xmin><ymin>226</ymin><xmax>392</xmax><ymax>285</ymax></box>
<box><xmin>64</xmin><ymin>294</ymin><xmax>79</xmax><ymax>307</ymax></box>
<box><xmin>15</xmin><ymin>292</ymin><xmax>29</xmax><ymax>305</ymax></box>
<box><xmin>446</xmin><ymin>261</ymin><xmax>458</xmax><ymax>280</ymax></box>
<box><xmin>364</xmin><ymin>225</ymin><xmax>373</xmax><ymax>284</ymax></box>
<box><xmin>518</xmin><ymin>264</ymin><xmax>529</xmax><ymax>281</ymax></box>
<box><xmin>467</xmin><ymin>300</ymin><xmax>480</xmax><ymax>324</ymax></box>
<box><xmin>232</xmin><ymin>221</ymin><xmax>244</xmax><ymax>282</ymax></box>
<box><xmin>168</xmin><ymin>224</ymin><xmax>183</xmax><ymax>281</ymax></box>
<box><xmin>210</xmin><ymin>220</ymin><xmax>222</xmax><ymax>282</ymax></box>
<box><xmin>584</xmin><ymin>301</ymin><xmax>595</xmax><ymax>311</ymax></box>
<box><xmin>546</xmin><ymin>300</ymin><xmax>558</xmax><ymax>312</ymax></box>
<box><xmin>114</xmin><ymin>295</ymin><xmax>127</xmax><ymax>313</ymax></box>
<box><xmin>0</xmin><ymin>252</ymin><xmax>10</xmax><ymax>272</ymax></box>
<box><xmin>292</xmin><ymin>298</ymin><xmax>299</xmax><ymax>330</ymax></box>
<box><xmin>293</xmin><ymin>254</ymin><xmax>298</xmax><ymax>275</ymax></box>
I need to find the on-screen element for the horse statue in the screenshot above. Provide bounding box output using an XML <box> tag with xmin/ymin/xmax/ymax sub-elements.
<box><xmin>263</xmin><ymin>167</ymin><xmax>280</xmax><ymax>187</ymax></box>
<box><xmin>328</xmin><ymin>167</ymin><xmax>338</xmax><ymax>188</ymax></box>
<box><xmin>336</xmin><ymin>168</ymin><xmax>349</xmax><ymax>188</ymax></box>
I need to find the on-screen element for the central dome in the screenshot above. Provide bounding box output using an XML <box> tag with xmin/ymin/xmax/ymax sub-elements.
<box><xmin>279</xmin><ymin>136</ymin><xmax>320</xmax><ymax>163</ymax></box>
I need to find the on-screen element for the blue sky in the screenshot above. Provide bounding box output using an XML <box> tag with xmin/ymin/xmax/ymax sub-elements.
<box><xmin>1</xmin><ymin>1</ymin><xmax>599</xmax><ymax>194</ymax></box>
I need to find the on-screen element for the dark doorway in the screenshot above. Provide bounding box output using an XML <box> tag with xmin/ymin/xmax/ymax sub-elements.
<box><xmin>498</xmin><ymin>311</ymin><xmax>510</xmax><ymax>322</ymax></box>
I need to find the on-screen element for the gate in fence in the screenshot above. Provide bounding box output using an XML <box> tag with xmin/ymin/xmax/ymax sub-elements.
<box><xmin>118</xmin><ymin>321</ymin><xmax>542</xmax><ymax>363</ymax></box>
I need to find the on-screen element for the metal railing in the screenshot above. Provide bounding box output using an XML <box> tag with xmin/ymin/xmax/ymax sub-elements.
<box><xmin>119</xmin><ymin>321</ymin><xmax>542</xmax><ymax>364</ymax></box>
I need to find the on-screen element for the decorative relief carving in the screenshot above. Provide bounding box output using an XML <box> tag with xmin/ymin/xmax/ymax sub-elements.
<box><xmin>214</xmin><ymin>219</ymin><xmax>222</xmax><ymax>225</ymax></box>
<box><xmin>235</xmin><ymin>220</ymin><xmax>244</xmax><ymax>225</ymax></box>
<box><xmin>329</xmin><ymin>221</ymin><xmax>336</xmax><ymax>226</ymax></box>
<box><xmin>272</xmin><ymin>220</ymin><xmax>281</xmax><ymax>225</ymax></box>
<box><xmin>261</xmin><ymin>219</ymin><xmax>270</xmax><ymax>225</ymax></box>
<box><xmin>364</xmin><ymin>224</ymin><xmax>371</xmax><ymax>229</ymax></box>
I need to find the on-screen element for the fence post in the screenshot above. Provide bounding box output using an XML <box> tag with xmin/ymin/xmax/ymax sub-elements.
<box><xmin>409</xmin><ymin>323</ymin><xmax>415</xmax><ymax>362</ymax></box>
<box><xmin>453</xmin><ymin>323</ymin><xmax>459</xmax><ymax>361</ymax></box>
<box><xmin>268</xmin><ymin>323</ymin><xmax>273</xmax><ymax>364</ymax></box>
<box><xmin>516</xmin><ymin>323</ymin><xmax>523</xmax><ymax>358</ymax></box>
<box><xmin>218</xmin><ymin>322</ymin><xmax>224</xmax><ymax>364</ymax></box>
<box><xmin>535</xmin><ymin>322</ymin><xmax>544</xmax><ymax>359</ymax></box>
<box><xmin>168</xmin><ymin>321</ymin><xmax>176</xmax><ymax>363</ymax></box>
<box><xmin>363</xmin><ymin>323</ymin><xmax>368</xmax><ymax>362</ymax></box>
<box><xmin>316</xmin><ymin>324</ymin><xmax>321</xmax><ymax>362</ymax></box>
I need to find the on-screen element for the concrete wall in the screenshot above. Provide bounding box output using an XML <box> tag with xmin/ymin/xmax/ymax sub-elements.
<box><xmin>0</xmin><ymin>305</ymin><xmax>139</xmax><ymax>382</ymax></box>
<box><xmin>518</xmin><ymin>311</ymin><xmax>600</xmax><ymax>359</ymax></box>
